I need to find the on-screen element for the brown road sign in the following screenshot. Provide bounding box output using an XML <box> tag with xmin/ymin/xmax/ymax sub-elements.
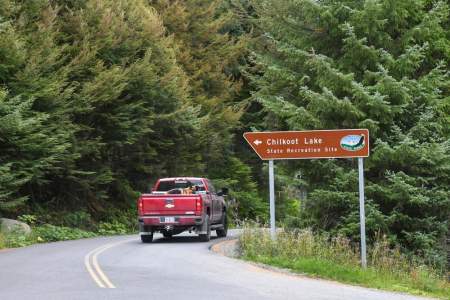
<box><xmin>243</xmin><ymin>129</ymin><xmax>369</xmax><ymax>160</ymax></box>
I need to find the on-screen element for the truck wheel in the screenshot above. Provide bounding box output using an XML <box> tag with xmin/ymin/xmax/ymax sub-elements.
<box><xmin>141</xmin><ymin>233</ymin><xmax>153</xmax><ymax>243</ymax></box>
<box><xmin>199</xmin><ymin>216</ymin><xmax>211</xmax><ymax>242</ymax></box>
<box><xmin>216</xmin><ymin>214</ymin><xmax>228</xmax><ymax>238</ymax></box>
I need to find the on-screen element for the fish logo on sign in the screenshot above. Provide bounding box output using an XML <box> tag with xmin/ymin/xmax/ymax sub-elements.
<box><xmin>340</xmin><ymin>134</ymin><xmax>365</xmax><ymax>151</ymax></box>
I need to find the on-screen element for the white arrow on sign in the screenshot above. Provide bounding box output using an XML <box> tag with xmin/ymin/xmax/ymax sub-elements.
<box><xmin>253</xmin><ymin>139</ymin><xmax>262</xmax><ymax>146</ymax></box>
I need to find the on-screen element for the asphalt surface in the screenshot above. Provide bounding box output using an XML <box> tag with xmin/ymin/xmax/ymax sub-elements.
<box><xmin>0</xmin><ymin>230</ymin><xmax>434</xmax><ymax>300</ymax></box>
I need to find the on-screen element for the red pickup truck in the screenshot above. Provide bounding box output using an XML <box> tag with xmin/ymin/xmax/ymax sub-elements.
<box><xmin>137</xmin><ymin>177</ymin><xmax>228</xmax><ymax>243</ymax></box>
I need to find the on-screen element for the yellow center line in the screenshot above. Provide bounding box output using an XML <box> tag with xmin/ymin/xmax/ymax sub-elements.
<box><xmin>85</xmin><ymin>238</ymin><xmax>134</xmax><ymax>289</ymax></box>
<box><xmin>84</xmin><ymin>245</ymin><xmax>108</xmax><ymax>288</ymax></box>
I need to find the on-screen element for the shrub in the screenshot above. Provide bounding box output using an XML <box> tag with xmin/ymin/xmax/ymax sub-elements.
<box><xmin>283</xmin><ymin>216</ymin><xmax>303</xmax><ymax>230</ymax></box>
<box><xmin>97</xmin><ymin>221</ymin><xmax>129</xmax><ymax>235</ymax></box>
<box><xmin>4</xmin><ymin>232</ymin><xmax>31</xmax><ymax>248</ymax></box>
<box><xmin>33</xmin><ymin>224</ymin><xmax>96</xmax><ymax>242</ymax></box>
<box><xmin>17</xmin><ymin>214</ymin><xmax>37</xmax><ymax>226</ymax></box>
<box><xmin>61</xmin><ymin>211</ymin><xmax>93</xmax><ymax>230</ymax></box>
<box><xmin>98</xmin><ymin>207</ymin><xmax>138</xmax><ymax>233</ymax></box>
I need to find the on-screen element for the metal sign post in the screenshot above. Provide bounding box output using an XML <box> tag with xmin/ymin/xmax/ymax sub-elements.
<box><xmin>268</xmin><ymin>160</ymin><xmax>276</xmax><ymax>239</ymax></box>
<box><xmin>358</xmin><ymin>157</ymin><xmax>367</xmax><ymax>268</ymax></box>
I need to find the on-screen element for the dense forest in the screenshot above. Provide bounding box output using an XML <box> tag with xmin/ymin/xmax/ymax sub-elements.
<box><xmin>0</xmin><ymin>0</ymin><xmax>448</xmax><ymax>269</ymax></box>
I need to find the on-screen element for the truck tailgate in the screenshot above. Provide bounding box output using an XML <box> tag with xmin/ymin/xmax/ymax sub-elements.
<box><xmin>140</xmin><ymin>194</ymin><xmax>199</xmax><ymax>215</ymax></box>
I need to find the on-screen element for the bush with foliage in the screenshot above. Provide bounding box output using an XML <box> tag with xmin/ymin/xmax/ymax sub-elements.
<box><xmin>17</xmin><ymin>214</ymin><xmax>37</xmax><ymax>226</ymax></box>
<box><xmin>97</xmin><ymin>221</ymin><xmax>129</xmax><ymax>236</ymax></box>
<box><xmin>33</xmin><ymin>225</ymin><xmax>96</xmax><ymax>242</ymax></box>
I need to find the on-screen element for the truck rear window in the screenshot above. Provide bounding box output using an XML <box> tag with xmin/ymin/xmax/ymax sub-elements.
<box><xmin>156</xmin><ymin>180</ymin><xmax>205</xmax><ymax>192</ymax></box>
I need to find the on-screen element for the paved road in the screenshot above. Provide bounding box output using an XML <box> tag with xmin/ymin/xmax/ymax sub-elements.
<box><xmin>0</xmin><ymin>230</ymin><xmax>433</xmax><ymax>300</ymax></box>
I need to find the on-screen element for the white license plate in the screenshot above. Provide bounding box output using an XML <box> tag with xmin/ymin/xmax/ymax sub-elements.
<box><xmin>161</xmin><ymin>217</ymin><xmax>175</xmax><ymax>223</ymax></box>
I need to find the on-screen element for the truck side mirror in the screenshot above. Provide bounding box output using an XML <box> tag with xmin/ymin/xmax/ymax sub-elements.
<box><xmin>218</xmin><ymin>188</ymin><xmax>229</xmax><ymax>196</ymax></box>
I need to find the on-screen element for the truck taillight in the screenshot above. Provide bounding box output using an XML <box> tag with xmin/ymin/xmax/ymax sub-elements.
<box><xmin>196</xmin><ymin>197</ymin><xmax>202</xmax><ymax>213</ymax></box>
<box><xmin>138</xmin><ymin>198</ymin><xmax>143</xmax><ymax>215</ymax></box>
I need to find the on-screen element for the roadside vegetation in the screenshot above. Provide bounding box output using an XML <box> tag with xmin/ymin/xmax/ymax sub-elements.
<box><xmin>0</xmin><ymin>232</ymin><xmax>5</xmax><ymax>249</ymax></box>
<box><xmin>240</xmin><ymin>226</ymin><xmax>450</xmax><ymax>299</ymax></box>
<box><xmin>0</xmin><ymin>0</ymin><xmax>448</xmax><ymax>283</ymax></box>
<box><xmin>0</xmin><ymin>211</ymin><xmax>136</xmax><ymax>249</ymax></box>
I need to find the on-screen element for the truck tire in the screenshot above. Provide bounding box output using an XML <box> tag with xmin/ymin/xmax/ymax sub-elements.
<box><xmin>216</xmin><ymin>214</ymin><xmax>228</xmax><ymax>238</ymax></box>
<box><xmin>141</xmin><ymin>233</ymin><xmax>153</xmax><ymax>243</ymax></box>
<box><xmin>199</xmin><ymin>216</ymin><xmax>211</xmax><ymax>242</ymax></box>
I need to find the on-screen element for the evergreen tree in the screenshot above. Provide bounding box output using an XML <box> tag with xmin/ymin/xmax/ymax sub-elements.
<box><xmin>57</xmin><ymin>0</ymin><xmax>203</xmax><ymax>207</ymax></box>
<box><xmin>152</xmin><ymin>0</ymin><xmax>246</xmax><ymax>174</ymax></box>
<box><xmin>153</xmin><ymin>0</ymin><xmax>266</xmax><ymax>220</ymax></box>
<box><xmin>0</xmin><ymin>3</ymin><xmax>77</xmax><ymax>212</ymax></box>
<box><xmin>250</xmin><ymin>0</ymin><xmax>450</xmax><ymax>266</ymax></box>
<box><xmin>0</xmin><ymin>0</ymin><xmax>202</xmax><ymax>214</ymax></box>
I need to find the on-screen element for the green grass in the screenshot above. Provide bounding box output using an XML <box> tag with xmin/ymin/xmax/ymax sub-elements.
<box><xmin>240</xmin><ymin>227</ymin><xmax>450</xmax><ymax>299</ymax></box>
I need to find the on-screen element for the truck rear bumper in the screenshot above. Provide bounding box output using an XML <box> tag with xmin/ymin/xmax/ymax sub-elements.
<box><xmin>139</xmin><ymin>215</ymin><xmax>203</xmax><ymax>227</ymax></box>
